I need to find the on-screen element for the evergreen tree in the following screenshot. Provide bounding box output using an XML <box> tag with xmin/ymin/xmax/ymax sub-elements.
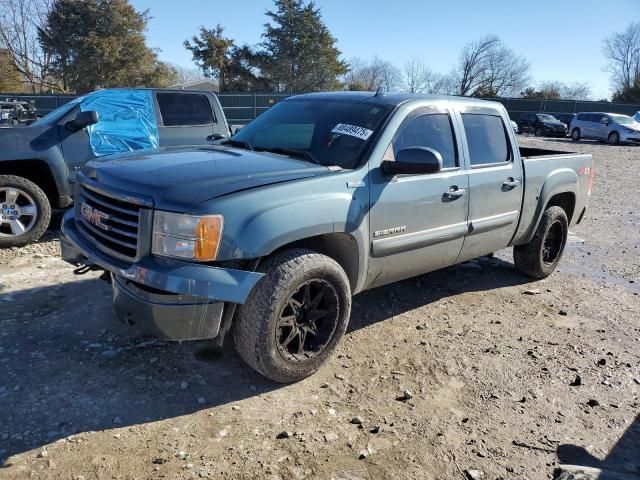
<box><xmin>258</xmin><ymin>0</ymin><xmax>347</xmax><ymax>92</ymax></box>
<box><xmin>38</xmin><ymin>0</ymin><xmax>173</xmax><ymax>92</ymax></box>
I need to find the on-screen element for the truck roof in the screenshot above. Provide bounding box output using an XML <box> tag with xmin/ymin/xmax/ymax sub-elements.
<box><xmin>287</xmin><ymin>91</ymin><xmax>503</xmax><ymax>110</ymax></box>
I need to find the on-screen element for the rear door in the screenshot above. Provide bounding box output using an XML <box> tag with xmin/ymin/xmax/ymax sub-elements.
<box><xmin>155</xmin><ymin>91</ymin><xmax>217</xmax><ymax>146</ymax></box>
<box><xmin>455</xmin><ymin>106</ymin><xmax>524</xmax><ymax>262</ymax></box>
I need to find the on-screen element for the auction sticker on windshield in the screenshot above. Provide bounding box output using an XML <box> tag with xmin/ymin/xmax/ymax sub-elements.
<box><xmin>332</xmin><ymin>123</ymin><xmax>373</xmax><ymax>141</ymax></box>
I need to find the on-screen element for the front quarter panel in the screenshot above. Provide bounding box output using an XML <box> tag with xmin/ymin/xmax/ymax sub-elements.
<box><xmin>190</xmin><ymin>170</ymin><xmax>370</xmax><ymax>290</ymax></box>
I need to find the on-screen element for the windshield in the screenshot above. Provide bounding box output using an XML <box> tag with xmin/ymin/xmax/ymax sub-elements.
<box><xmin>537</xmin><ymin>114</ymin><xmax>558</xmax><ymax>122</ymax></box>
<box><xmin>32</xmin><ymin>96</ymin><xmax>84</xmax><ymax>126</ymax></box>
<box><xmin>230</xmin><ymin>98</ymin><xmax>394</xmax><ymax>169</ymax></box>
<box><xmin>610</xmin><ymin>114</ymin><xmax>635</xmax><ymax>125</ymax></box>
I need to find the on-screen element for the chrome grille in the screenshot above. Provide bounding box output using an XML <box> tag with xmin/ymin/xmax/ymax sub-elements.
<box><xmin>76</xmin><ymin>183</ymin><xmax>141</xmax><ymax>261</ymax></box>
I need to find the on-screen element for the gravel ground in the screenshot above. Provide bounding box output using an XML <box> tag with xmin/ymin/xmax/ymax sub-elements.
<box><xmin>0</xmin><ymin>136</ymin><xmax>638</xmax><ymax>480</ymax></box>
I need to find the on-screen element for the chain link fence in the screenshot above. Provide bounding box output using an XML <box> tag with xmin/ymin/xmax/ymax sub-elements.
<box><xmin>2</xmin><ymin>91</ymin><xmax>639</xmax><ymax>124</ymax></box>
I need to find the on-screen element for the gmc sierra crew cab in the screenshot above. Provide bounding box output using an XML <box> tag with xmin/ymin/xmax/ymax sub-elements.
<box><xmin>60</xmin><ymin>92</ymin><xmax>594</xmax><ymax>382</ymax></box>
<box><xmin>0</xmin><ymin>88</ymin><xmax>229</xmax><ymax>248</ymax></box>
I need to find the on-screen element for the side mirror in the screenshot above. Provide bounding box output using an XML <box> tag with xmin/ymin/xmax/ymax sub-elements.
<box><xmin>381</xmin><ymin>147</ymin><xmax>443</xmax><ymax>176</ymax></box>
<box><xmin>66</xmin><ymin>110</ymin><xmax>98</xmax><ymax>132</ymax></box>
<box><xmin>207</xmin><ymin>133</ymin><xmax>227</xmax><ymax>142</ymax></box>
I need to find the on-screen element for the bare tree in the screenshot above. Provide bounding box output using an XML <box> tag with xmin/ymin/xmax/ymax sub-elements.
<box><xmin>559</xmin><ymin>81</ymin><xmax>591</xmax><ymax>100</ymax></box>
<box><xmin>454</xmin><ymin>34</ymin><xmax>530</xmax><ymax>97</ymax></box>
<box><xmin>168</xmin><ymin>63</ymin><xmax>207</xmax><ymax>85</ymax></box>
<box><xmin>603</xmin><ymin>22</ymin><xmax>640</xmax><ymax>92</ymax></box>
<box><xmin>344</xmin><ymin>56</ymin><xmax>402</xmax><ymax>91</ymax></box>
<box><xmin>404</xmin><ymin>57</ymin><xmax>432</xmax><ymax>93</ymax></box>
<box><xmin>0</xmin><ymin>0</ymin><xmax>56</xmax><ymax>92</ymax></box>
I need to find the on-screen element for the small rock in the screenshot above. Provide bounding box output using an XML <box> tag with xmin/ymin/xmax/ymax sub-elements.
<box><xmin>276</xmin><ymin>431</ymin><xmax>292</xmax><ymax>439</ymax></box>
<box><xmin>359</xmin><ymin>450</ymin><xmax>369</xmax><ymax>460</ymax></box>
<box><xmin>464</xmin><ymin>469</ymin><xmax>484</xmax><ymax>480</ymax></box>
<box><xmin>370</xmin><ymin>425</ymin><xmax>380</xmax><ymax>434</ymax></box>
<box><xmin>113</xmin><ymin>433</ymin><xmax>121</xmax><ymax>439</ymax></box>
<box><xmin>558</xmin><ymin>309</ymin><xmax>568</xmax><ymax>316</ymax></box>
<box><xmin>319</xmin><ymin>383</ymin><xmax>329</xmax><ymax>388</ymax></box>
<box><xmin>231</xmin><ymin>405</ymin><xmax>240</xmax><ymax>411</ymax></box>
<box><xmin>586</xmin><ymin>399</ymin><xmax>600</xmax><ymax>408</ymax></box>
<box><xmin>335</xmin><ymin>373</ymin><xmax>345</xmax><ymax>381</ymax></box>
<box><xmin>522</xmin><ymin>289</ymin><xmax>541</xmax><ymax>295</ymax></box>
<box><xmin>397</xmin><ymin>390</ymin><xmax>413</xmax><ymax>401</ymax></box>
<box><xmin>416</xmin><ymin>325</ymin><xmax>426</xmax><ymax>330</ymax></box>
<box><xmin>569</xmin><ymin>375</ymin><xmax>582</xmax><ymax>386</ymax></box>
<box><xmin>597</xmin><ymin>358</ymin><xmax>606</xmax><ymax>366</ymax></box>
<box><xmin>185</xmin><ymin>463</ymin><xmax>193</xmax><ymax>469</ymax></box>
<box><xmin>634</xmin><ymin>378</ymin><xmax>640</xmax><ymax>385</ymax></box>
<box><xmin>350</xmin><ymin>416</ymin><xmax>364</xmax><ymax>425</ymax></box>
<box><xmin>152</xmin><ymin>458</ymin><xmax>167</xmax><ymax>465</ymax></box>
<box><xmin>36</xmin><ymin>449</ymin><xmax>48</xmax><ymax>458</ymax></box>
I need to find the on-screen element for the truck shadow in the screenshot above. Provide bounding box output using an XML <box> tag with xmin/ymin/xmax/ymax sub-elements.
<box><xmin>0</xmin><ymin>254</ymin><xmax>530</xmax><ymax>466</ymax></box>
<box><xmin>555</xmin><ymin>413</ymin><xmax>640</xmax><ymax>477</ymax></box>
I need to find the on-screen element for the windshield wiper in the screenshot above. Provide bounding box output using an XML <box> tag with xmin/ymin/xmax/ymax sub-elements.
<box><xmin>256</xmin><ymin>147</ymin><xmax>320</xmax><ymax>165</ymax></box>
<box><xmin>221</xmin><ymin>139</ymin><xmax>254</xmax><ymax>151</ymax></box>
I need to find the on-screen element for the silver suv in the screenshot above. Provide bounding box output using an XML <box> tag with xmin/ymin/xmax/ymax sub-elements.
<box><xmin>570</xmin><ymin>112</ymin><xmax>640</xmax><ymax>145</ymax></box>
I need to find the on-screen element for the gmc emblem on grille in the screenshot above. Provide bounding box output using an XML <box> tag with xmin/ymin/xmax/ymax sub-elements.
<box><xmin>80</xmin><ymin>202</ymin><xmax>110</xmax><ymax>230</ymax></box>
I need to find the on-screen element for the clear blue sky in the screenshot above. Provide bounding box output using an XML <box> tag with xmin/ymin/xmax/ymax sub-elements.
<box><xmin>129</xmin><ymin>0</ymin><xmax>640</xmax><ymax>99</ymax></box>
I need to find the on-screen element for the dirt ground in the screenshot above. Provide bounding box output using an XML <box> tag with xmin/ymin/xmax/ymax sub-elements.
<box><xmin>0</xmin><ymin>136</ymin><xmax>638</xmax><ymax>480</ymax></box>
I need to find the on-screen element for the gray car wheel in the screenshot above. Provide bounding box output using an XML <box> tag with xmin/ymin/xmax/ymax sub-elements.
<box><xmin>608</xmin><ymin>131</ymin><xmax>619</xmax><ymax>145</ymax></box>
<box><xmin>571</xmin><ymin>128</ymin><xmax>581</xmax><ymax>141</ymax></box>
<box><xmin>0</xmin><ymin>175</ymin><xmax>51</xmax><ymax>248</ymax></box>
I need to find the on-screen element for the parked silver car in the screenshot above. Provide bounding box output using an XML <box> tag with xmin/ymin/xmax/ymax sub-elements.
<box><xmin>570</xmin><ymin>112</ymin><xmax>640</xmax><ymax>145</ymax></box>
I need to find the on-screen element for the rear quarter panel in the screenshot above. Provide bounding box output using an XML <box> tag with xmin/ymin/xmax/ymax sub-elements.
<box><xmin>513</xmin><ymin>153</ymin><xmax>592</xmax><ymax>245</ymax></box>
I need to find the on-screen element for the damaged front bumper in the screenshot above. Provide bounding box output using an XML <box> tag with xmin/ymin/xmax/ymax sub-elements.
<box><xmin>60</xmin><ymin>210</ymin><xmax>264</xmax><ymax>340</ymax></box>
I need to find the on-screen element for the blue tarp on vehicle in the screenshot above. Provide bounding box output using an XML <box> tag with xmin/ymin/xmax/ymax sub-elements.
<box><xmin>80</xmin><ymin>89</ymin><xmax>159</xmax><ymax>157</ymax></box>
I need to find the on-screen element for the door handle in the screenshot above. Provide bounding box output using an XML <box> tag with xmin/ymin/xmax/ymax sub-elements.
<box><xmin>444</xmin><ymin>186</ymin><xmax>465</xmax><ymax>199</ymax></box>
<box><xmin>503</xmin><ymin>178</ymin><xmax>521</xmax><ymax>189</ymax></box>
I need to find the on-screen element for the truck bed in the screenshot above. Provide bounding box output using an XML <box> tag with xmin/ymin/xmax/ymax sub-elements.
<box><xmin>512</xmin><ymin>146</ymin><xmax>593</xmax><ymax>246</ymax></box>
<box><xmin>519</xmin><ymin>146</ymin><xmax>575</xmax><ymax>158</ymax></box>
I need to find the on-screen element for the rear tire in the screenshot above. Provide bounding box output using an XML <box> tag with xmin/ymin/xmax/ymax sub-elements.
<box><xmin>535</xmin><ymin>127</ymin><xmax>543</xmax><ymax>137</ymax></box>
<box><xmin>233</xmin><ymin>248</ymin><xmax>352</xmax><ymax>383</ymax></box>
<box><xmin>0</xmin><ymin>175</ymin><xmax>51</xmax><ymax>248</ymax></box>
<box><xmin>571</xmin><ymin>128</ymin><xmax>581</xmax><ymax>141</ymax></box>
<box><xmin>608</xmin><ymin>131</ymin><xmax>619</xmax><ymax>145</ymax></box>
<box><xmin>513</xmin><ymin>206</ymin><xmax>568</xmax><ymax>280</ymax></box>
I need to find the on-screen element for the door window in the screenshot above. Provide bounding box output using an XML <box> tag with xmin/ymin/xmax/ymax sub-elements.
<box><xmin>392</xmin><ymin>113</ymin><xmax>458</xmax><ymax>169</ymax></box>
<box><xmin>157</xmin><ymin>93</ymin><xmax>215</xmax><ymax>126</ymax></box>
<box><xmin>461</xmin><ymin>114</ymin><xmax>510</xmax><ymax>166</ymax></box>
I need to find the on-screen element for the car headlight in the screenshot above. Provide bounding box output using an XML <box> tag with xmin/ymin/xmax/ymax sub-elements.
<box><xmin>152</xmin><ymin>211</ymin><xmax>223</xmax><ymax>261</ymax></box>
<box><xmin>622</xmin><ymin>126</ymin><xmax>637</xmax><ymax>134</ymax></box>
<box><xmin>0</xmin><ymin>113</ymin><xmax>8</xmax><ymax>120</ymax></box>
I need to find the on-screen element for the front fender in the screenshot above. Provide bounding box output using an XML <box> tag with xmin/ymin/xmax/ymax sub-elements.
<box><xmin>193</xmin><ymin>172</ymin><xmax>371</xmax><ymax>291</ymax></box>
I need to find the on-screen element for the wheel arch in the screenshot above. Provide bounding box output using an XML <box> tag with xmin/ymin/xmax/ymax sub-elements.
<box><xmin>0</xmin><ymin>159</ymin><xmax>63</xmax><ymax>207</ymax></box>
<box><xmin>259</xmin><ymin>232</ymin><xmax>361</xmax><ymax>294</ymax></box>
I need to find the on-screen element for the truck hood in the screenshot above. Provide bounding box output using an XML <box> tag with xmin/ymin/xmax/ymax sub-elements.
<box><xmin>84</xmin><ymin>146</ymin><xmax>334</xmax><ymax>211</ymax></box>
<box><xmin>0</xmin><ymin>124</ymin><xmax>60</xmax><ymax>157</ymax></box>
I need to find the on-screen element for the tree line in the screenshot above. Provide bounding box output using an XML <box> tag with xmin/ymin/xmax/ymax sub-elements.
<box><xmin>0</xmin><ymin>0</ymin><xmax>638</xmax><ymax>103</ymax></box>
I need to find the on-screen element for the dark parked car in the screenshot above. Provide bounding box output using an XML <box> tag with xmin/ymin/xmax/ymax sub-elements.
<box><xmin>0</xmin><ymin>88</ymin><xmax>229</xmax><ymax>247</ymax></box>
<box><xmin>517</xmin><ymin>113</ymin><xmax>567</xmax><ymax>137</ymax></box>
<box><xmin>0</xmin><ymin>101</ymin><xmax>40</xmax><ymax>126</ymax></box>
<box><xmin>553</xmin><ymin>113</ymin><xmax>576</xmax><ymax>133</ymax></box>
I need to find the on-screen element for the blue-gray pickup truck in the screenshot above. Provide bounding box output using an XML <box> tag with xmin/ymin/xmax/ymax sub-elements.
<box><xmin>0</xmin><ymin>88</ymin><xmax>229</xmax><ymax>247</ymax></box>
<box><xmin>60</xmin><ymin>92</ymin><xmax>593</xmax><ymax>382</ymax></box>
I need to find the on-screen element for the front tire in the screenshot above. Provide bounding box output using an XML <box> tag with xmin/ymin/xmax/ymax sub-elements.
<box><xmin>571</xmin><ymin>128</ymin><xmax>581</xmax><ymax>141</ymax></box>
<box><xmin>234</xmin><ymin>248</ymin><xmax>352</xmax><ymax>383</ymax></box>
<box><xmin>513</xmin><ymin>206</ymin><xmax>568</xmax><ymax>279</ymax></box>
<box><xmin>535</xmin><ymin>127</ymin><xmax>543</xmax><ymax>137</ymax></box>
<box><xmin>0</xmin><ymin>175</ymin><xmax>51</xmax><ymax>248</ymax></box>
<box><xmin>608</xmin><ymin>131</ymin><xmax>619</xmax><ymax>145</ymax></box>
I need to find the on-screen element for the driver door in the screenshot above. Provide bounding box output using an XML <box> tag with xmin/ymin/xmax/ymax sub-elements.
<box><xmin>366</xmin><ymin>106</ymin><xmax>469</xmax><ymax>288</ymax></box>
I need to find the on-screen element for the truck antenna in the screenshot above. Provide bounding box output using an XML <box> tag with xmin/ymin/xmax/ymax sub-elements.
<box><xmin>374</xmin><ymin>86</ymin><xmax>385</xmax><ymax>97</ymax></box>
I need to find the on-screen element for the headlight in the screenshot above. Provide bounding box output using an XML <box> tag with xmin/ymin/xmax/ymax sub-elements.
<box><xmin>152</xmin><ymin>211</ymin><xmax>223</xmax><ymax>261</ymax></box>
<box><xmin>622</xmin><ymin>127</ymin><xmax>637</xmax><ymax>134</ymax></box>
<box><xmin>0</xmin><ymin>113</ymin><xmax>8</xmax><ymax>120</ymax></box>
